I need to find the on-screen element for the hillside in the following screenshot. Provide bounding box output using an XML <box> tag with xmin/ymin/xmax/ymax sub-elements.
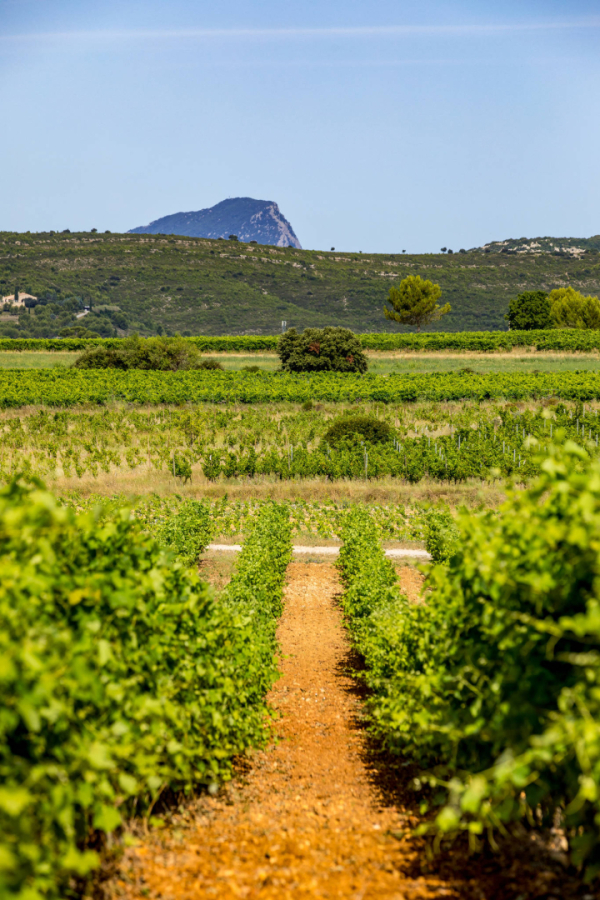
<box><xmin>129</xmin><ymin>197</ymin><xmax>302</xmax><ymax>248</ymax></box>
<box><xmin>480</xmin><ymin>235</ymin><xmax>600</xmax><ymax>256</ymax></box>
<box><xmin>1</xmin><ymin>231</ymin><xmax>599</xmax><ymax>338</ymax></box>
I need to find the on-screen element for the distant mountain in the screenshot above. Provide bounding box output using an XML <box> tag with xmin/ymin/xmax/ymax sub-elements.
<box><xmin>129</xmin><ymin>197</ymin><xmax>302</xmax><ymax>248</ymax></box>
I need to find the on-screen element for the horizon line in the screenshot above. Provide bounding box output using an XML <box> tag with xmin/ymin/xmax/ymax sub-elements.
<box><xmin>2</xmin><ymin>20</ymin><xmax>600</xmax><ymax>42</ymax></box>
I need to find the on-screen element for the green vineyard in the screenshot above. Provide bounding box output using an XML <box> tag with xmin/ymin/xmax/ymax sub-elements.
<box><xmin>0</xmin><ymin>492</ymin><xmax>290</xmax><ymax>899</ymax></box>
<box><xmin>338</xmin><ymin>447</ymin><xmax>600</xmax><ymax>879</ymax></box>
<box><xmin>4</xmin><ymin>368</ymin><xmax>600</xmax><ymax>408</ymax></box>
<box><xmin>0</xmin><ymin>395</ymin><xmax>598</xmax><ymax>487</ymax></box>
<box><xmin>3</xmin><ymin>348</ymin><xmax>600</xmax><ymax>897</ymax></box>
<box><xmin>5</xmin><ymin>328</ymin><xmax>600</xmax><ymax>352</ymax></box>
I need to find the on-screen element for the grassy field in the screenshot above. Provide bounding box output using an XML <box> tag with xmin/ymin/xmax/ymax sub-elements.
<box><xmin>3</xmin><ymin>348</ymin><xmax>600</xmax><ymax>373</ymax></box>
<box><xmin>364</xmin><ymin>350</ymin><xmax>600</xmax><ymax>374</ymax></box>
<box><xmin>2</xmin><ymin>230</ymin><xmax>599</xmax><ymax>338</ymax></box>
<box><xmin>0</xmin><ymin>351</ymin><xmax>77</xmax><ymax>368</ymax></box>
<box><xmin>212</xmin><ymin>351</ymin><xmax>600</xmax><ymax>374</ymax></box>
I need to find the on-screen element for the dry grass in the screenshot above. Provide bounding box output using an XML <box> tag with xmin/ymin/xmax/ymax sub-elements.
<box><xmin>365</xmin><ymin>348</ymin><xmax>600</xmax><ymax>359</ymax></box>
<box><xmin>47</xmin><ymin>463</ymin><xmax>506</xmax><ymax>510</ymax></box>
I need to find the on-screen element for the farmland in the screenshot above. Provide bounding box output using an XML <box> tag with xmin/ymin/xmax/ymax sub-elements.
<box><xmin>2</xmin><ymin>395</ymin><xmax>600</xmax><ymax>491</ymax></box>
<box><xmin>3</xmin><ymin>343</ymin><xmax>600</xmax><ymax>899</ymax></box>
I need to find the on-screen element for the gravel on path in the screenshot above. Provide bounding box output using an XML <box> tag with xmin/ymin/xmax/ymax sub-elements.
<box><xmin>106</xmin><ymin>562</ymin><xmax>453</xmax><ymax>899</ymax></box>
<box><xmin>207</xmin><ymin>543</ymin><xmax>431</xmax><ymax>559</ymax></box>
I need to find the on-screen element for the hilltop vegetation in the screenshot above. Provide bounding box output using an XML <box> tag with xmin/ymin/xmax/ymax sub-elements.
<box><xmin>1</xmin><ymin>231</ymin><xmax>599</xmax><ymax>337</ymax></box>
<box><xmin>482</xmin><ymin>234</ymin><xmax>600</xmax><ymax>255</ymax></box>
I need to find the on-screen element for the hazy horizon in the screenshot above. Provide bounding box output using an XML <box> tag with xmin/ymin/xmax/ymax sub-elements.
<box><xmin>1</xmin><ymin>0</ymin><xmax>599</xmax><ymax>253</ymax></box>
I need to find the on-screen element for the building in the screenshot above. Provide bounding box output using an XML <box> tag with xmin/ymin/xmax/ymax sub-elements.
<box><xmin>1</xmin><ymin>292</ymin><xmax>37</xmax><ymax>307</ymax></box>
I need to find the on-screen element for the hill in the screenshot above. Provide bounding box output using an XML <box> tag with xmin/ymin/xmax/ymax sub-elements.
<box><xmin>129</xmin><ymin>197</ymin><xmax>302</xmax><ymax>248</ymax></box>
<box><xmin>480</xmin><ymin>235</ymin><xmax>600</xmax><ymax>256</ymax></box>
<box><xmin>0</xmin><ymin>231</ymin><xmax>599</xmax><ymax>338</ymax></box>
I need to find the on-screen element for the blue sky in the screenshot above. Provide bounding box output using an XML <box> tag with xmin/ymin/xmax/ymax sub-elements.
<box><xmin>1</xmin><ymin>0</ymin><xmax>599</xmax><ymax>252</ymax></box>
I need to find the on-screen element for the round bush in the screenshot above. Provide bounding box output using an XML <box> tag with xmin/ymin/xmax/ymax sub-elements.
<box><xmin>198</xmin><ymin>358</ymin><xmax>224</xmax><ymax>370</ymax></box>
<box><xmin>322</xmin><ymin>415</ymin><xmax>392</xmax><ymax>447</ymax></box>
<box><xmin>277</xmin><ymin>327</ymin><xmax>368</xmax><ymax>374</ymax></box>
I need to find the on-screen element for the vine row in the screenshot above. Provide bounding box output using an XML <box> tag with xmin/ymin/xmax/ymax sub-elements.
<box><xmin>0</xmin><ymin>489</ymin><xmax>290</xmax><ymax>899</ymax></box>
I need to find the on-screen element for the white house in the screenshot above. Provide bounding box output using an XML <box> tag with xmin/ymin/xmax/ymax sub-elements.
<box><xmin>1</xmin><ymin>292</ymin><xmax>37</xmax><ymax>307</ymax></box>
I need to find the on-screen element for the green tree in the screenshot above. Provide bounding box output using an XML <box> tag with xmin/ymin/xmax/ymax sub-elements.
<box><xmin>384</xmin><ymin>275</ymin><xmax>450</xmax><ymax>332</ymax></box>
<box><xmin>277</xmin><ymin>327</ymin><xmax>367</xmax><ymax>373</ymax></box>
<box><xmin>505</xmin><ymin>291</ymin><xmax>552</xmax><ymax>330</ymax></box>
<box><xmin>549</xmin><ymin>287</ymin><xmax>600</xmax><ymax>329</ymax></box>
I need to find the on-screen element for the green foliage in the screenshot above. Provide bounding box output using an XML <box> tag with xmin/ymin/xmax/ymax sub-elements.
<box><xmin>0</xmin><ymin>483</ymin><xmax>290</xmax><ymax>899</ymax></box>
<box><xmin>338</xmin><ymin>449</ymin><xmax>600</xmax><ymax>879</ymax></box>
<box><xmin>172</xmin><ymin>453</ymin><xmax>193</xmax><ymax>483</ymax></box>
<box><xmin>549</xmin><ymin>287</ymin><xmax>600</xmax><ymax>329</ymax></box>
<box><xmin>220</xmin><ymin>502</ymin><xmax>292</xmax><ymax>688</ymax></box>
<box><xmin>5</xmin><ymin>368</ymin><xmax>600</xmax><ymax>409</ymax></box>
<box><xmin>384</xmin><ymin>275</ymin><xmax>451</xmax><ymax>332</ymax></box>
<box><xmin>198</xmin><ymin>358</ymin><xmax>224</xmax><ymax>370</ymax></box>
<box><xmin>1</xmin><ymin>231</ymin><xmax>599</xmax><ymax>336</ymax></box>
<box><xmin>2</xmin><ymin>395</ymin><xmax>600</xmax><ymax>487</ymax></box>
<box><xmin>155</xmin><ymin>499</ymin><xmax>212</xmax><ymax>564</ymax></box>
<box><xmin>277</xmin><ymin>327</ymin><xmax>368</xmax><ymax>374</ymax></box>
<box><xmin>68</xmin><ymin>492</ymin><xmax>413</xmax><ymax>544</ymax></box>
<box><xmin>359</xmin><ymin>329</ymin><xmax>600</xmax><ymax>352</ymax></box>
<box><xmin>505</xmin><ymin>291</ymin><xmax>552</xmax><ymax>330</ymax></box>
<box><xmin>202</xmin><ymin>451</ymin><xmax>222</xmax><ymax>482</ymax></box>
<box><xmin>59</xmin><ymin>326</ymin><xmax>101</xmax><ymax>339</ymax></box>
<box><xmin>73</xmin><ymin>334</ymin><xmax>206</xmax><ymax>371</ymax></box>
<box><xmin>323</xmin><ymin>415</ymin><xmax>391</xmax><ymax>448</ymax></box>
<box><xmin>413</xmin><ymin>505</ymin><xmax>461</xmax><ymax>563</ymax></box>
<box><xmin>8</xmin><ymin>328</ymin><xmax>600</xmax><ymax>354</ymax></box>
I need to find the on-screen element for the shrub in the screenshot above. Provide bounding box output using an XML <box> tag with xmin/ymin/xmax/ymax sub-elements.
<box><xmin>277</xmin><ymin>327</ymin><xmax>368</xmax><ymax>374</ymax></box>
<box><xmin>198</xmin><ymin>358</ymin><xmax>224</xmax><ymax>370</ymax></box>
<box><xmin>323</xmin><ymin>415</ymin><xmax>391</xmax><ymax>448</ymax></box>
<box><xmin>73</xmin><ymin>334</ymin><xmax>206</xmax><ymax>371</ymax></box>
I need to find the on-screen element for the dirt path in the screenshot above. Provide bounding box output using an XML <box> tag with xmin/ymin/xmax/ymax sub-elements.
<box><xmin>107</xmin><ymin>562</ymin><xmax>453</xmax><ymax>899</ymax></box>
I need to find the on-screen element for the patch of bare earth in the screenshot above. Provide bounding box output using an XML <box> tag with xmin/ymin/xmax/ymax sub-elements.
<box><xmin>397</xmin><ymin>565</ymin><xmax>425</xmax><ymax>603</ymax></box>
<box><xmin>197</xmin><ymin>550</ymin><xmax>238</xmax><ymax>591</ymax></box>
<box><xmin>106</xmin><ymin>562</ymin><xmax>456</xmax><ymax>900</ymax></box>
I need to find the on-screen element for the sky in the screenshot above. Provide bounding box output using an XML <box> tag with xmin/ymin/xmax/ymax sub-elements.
<box><xmin>1</xmin><ymin>0</ymin><xmax>599</xmax><ymax>253</ymax></box>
